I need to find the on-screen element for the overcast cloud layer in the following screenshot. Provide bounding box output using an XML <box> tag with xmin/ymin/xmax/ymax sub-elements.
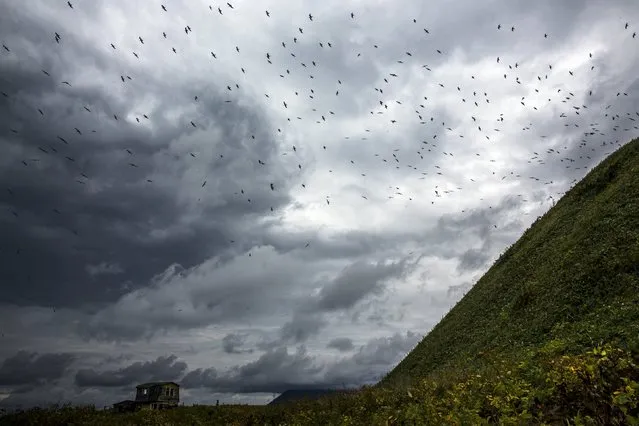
<box><xmin>1</xmin><ymin>0</ymin><xmax>638</xmax><ymax>409</ymax></box>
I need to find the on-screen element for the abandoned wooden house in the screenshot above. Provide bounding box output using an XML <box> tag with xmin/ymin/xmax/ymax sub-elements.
<box><xmin>112</xmin><ymin>382</ymin><xmax>180</xmax><ymax>412</ymax></box>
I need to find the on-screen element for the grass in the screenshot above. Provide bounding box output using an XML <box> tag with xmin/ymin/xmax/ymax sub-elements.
<box><xmin>2</xmin><ymin>137</ymin><xmax>639</xmax><ymax>424</ymax></box>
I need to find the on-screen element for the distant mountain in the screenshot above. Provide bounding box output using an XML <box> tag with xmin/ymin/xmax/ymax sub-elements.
<box><xmin>268</xmin><ymin>389</ymin><xmax>341</xmax><ymax>405</ymax></box>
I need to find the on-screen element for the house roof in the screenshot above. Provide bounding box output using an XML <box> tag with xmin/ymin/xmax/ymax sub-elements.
<box><xmin>136</xmin><ymin>381</ymin><xmax>179</xmax><ymax>388</ymax></box>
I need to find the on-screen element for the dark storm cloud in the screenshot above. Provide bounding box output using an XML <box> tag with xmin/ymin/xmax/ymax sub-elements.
<box><xmin>0</xmin><ymin>351</ymin><xmax>75</xmax><ymax>386</ymax></box>
<box><xmin>74</xmin><ymin>355</ymin><xmax>187</xmax><ymax>388</ymax></box>
<box><xmin>0</xmin><ymin>15</ymin><xmax>295</xmax><ymax>309</ymax></box>
<box><xmin>326</xmin><ymin>337</ymin><xmax>354</xmax><ymax>352</ymax></box>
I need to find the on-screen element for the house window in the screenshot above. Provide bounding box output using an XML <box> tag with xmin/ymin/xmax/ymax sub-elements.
<box><xmin>142</xmin><ymin>389</ymin><xmax>148</xmax><ymax>395</ymax></box>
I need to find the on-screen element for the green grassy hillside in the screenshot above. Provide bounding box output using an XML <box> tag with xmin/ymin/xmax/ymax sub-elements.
<box><xmin>381</xmin><ymin>137</ymin><xmax>639</xmax><ymax>389</ymax></box>
<box><xmin>2</xmin><ymin>138</ymin><xmax>638</xmax><ymax>424</ymax></box>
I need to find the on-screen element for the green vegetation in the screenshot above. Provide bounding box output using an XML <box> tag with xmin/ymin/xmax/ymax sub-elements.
<box><xmin>2</xmin><ymin>138</ymin><xmax>638</xmax><ymax>424</ymax></box>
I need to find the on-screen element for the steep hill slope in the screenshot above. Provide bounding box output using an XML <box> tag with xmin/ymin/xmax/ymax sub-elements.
<box><xmin>381</xmin><ymin>137</ymin><xmax>639</xmax><ymax>388</ymax></box>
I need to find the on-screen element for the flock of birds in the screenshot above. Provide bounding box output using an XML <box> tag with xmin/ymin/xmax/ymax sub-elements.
<box><xmin>1</xmin><ymin>3</ymin><xmax>638</xmax><ymax>287</ymax></box>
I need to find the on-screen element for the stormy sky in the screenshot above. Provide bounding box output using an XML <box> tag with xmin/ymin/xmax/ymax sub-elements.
<box><xmin>1</xmin><ymin>0</ymin><xmax>638</xmax><ymax>409</ymax></box>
